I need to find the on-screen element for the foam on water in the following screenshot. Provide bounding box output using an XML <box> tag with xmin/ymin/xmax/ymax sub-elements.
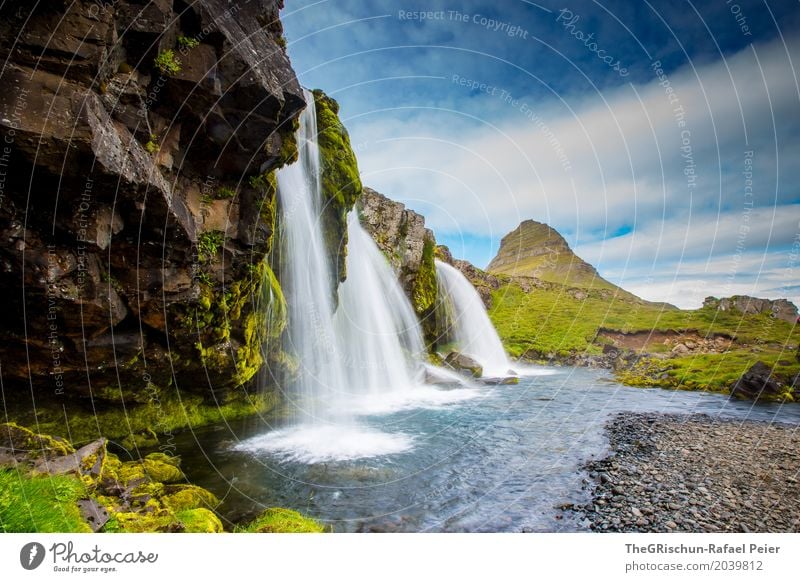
<box><xmin>234</xmin><ymin>425</ymin><xmax>414</xmax><ymax>463</ymax></box>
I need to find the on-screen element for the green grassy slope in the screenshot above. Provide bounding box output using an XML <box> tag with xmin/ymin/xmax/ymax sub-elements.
<box><xmin>488</xmin><ymin>281</ymin><xmax>799</xmax><ymax>397</ymax></box>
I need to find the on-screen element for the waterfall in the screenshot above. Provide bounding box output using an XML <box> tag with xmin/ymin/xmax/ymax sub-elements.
<box><xmin>237</xmin><ymin>91</ymin><xmax>484</xmax><ymax>462</ymax></box>
<box><xmin>334</xmin><ymin>212</ymin><xmax>427</xmax><ymax>399</ymax></box>
<box><xmin>435</xmin><ymin>260</ymin><xmax>516</xmax><ymax>377</ymax></box>
<box><xmin>275</xmin><ymin>88</ymin><xmax>347</xmax><ymax>425</ymax></box>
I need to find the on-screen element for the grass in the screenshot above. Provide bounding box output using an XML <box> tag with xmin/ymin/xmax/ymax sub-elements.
<box><xmin>489</xmin><ymin>281</ymin><xmax>800</xmax><ymax>393</ymax></box>
<box><xmin>0</xmin><ymin>470</ymin><xmax>91</xmax><ymax>533</ymax></box>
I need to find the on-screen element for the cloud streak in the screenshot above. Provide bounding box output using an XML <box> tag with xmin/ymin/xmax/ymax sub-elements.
<box><xmin>282</xmin><ymin>1</ymin><xmax>800</xmax><ymax>307</ymax></box>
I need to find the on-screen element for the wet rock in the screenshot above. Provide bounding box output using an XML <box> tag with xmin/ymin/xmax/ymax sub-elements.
<box><xmin>443</xmin><ymin>352</ymin><xmax>483</xmax><ymax>378</ymax></box>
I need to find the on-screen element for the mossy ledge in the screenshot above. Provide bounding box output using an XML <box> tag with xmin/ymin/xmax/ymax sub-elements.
<box><xmin>312</xmin><ymin>89</ymin><xmax>363</xmax><ymax>290</ymax></box>
<box><xmin>0</xmin><ymin>423</ymin><xmax>321</xmax><ymax>533</ymax></box>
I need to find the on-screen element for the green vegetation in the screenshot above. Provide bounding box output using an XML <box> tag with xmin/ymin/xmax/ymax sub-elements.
<box><xmin>216</xmin><ymin>186</ymin><xmax>237</xmax><ymax>200</ymax></box>
<box><xmin>144</xmin><ymin>134</ymin><xmax>160</xmax><ymax>154</ymax></box>
<box><xmin>0</xmin><ymin>470</ymin><xmax>91</xmax><ymax>533</ymax></box>
<box><xmin>311</xmin><ymin>89</ymin><xmax>362</xmax><ymax>285</ymax></box>
<box><xmin>197</xmin><ymin>230</ymin><xmax>225</xmax><ymax>263</ymax></box>
<box><xmin>0</xmin><ymin>424</ymin><xmax>325</xmax><ymax>533</ymax></box>
<box><xmin>312</xmin><ymin>89</ymin><xmax>362</xmax><ymax>208</ymax></box>
<box><xmin>489</xmin><ymin>281</ymin><xmax>799</xmax><ymax>395</ymax></box>
<box><xmin>177</xmin><ymin>35</ymin><xmax>199</xmax><ymax>49</ymax></box>
<box><xmin>412</xmin><ymin>237</ymin><xmax>437</xmax><ymax>315</ymax></box>
<box><xmin>236</xmin><ymin>508</ymin><xmax>325</xmax><ymax>533</ymax></box>
<box><xmin>154</xmin><ymin>49</ymin><xmax>181</xmax><ymax>75</ymax></box>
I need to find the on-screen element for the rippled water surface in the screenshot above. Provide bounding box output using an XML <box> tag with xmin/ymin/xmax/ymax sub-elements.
<box><xmin>167</xmin><ymin>367</ymin><xmax>800</xmax><ymax>532</ymax></box>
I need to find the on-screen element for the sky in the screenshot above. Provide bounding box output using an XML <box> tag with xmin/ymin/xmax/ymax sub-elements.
<box><xmin>280</xmin><ymin>0</ymin><xmax>800</xmax><ymax>308</ymax></box>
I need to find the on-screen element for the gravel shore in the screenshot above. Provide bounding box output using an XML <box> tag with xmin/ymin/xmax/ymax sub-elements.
<box><xmin>570</xmin><ymin>413</ymin><xmax>800</xmax><ymax>532</ymax></box>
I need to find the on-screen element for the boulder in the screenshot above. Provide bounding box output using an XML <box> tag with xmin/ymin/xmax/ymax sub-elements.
<box><xmin>444</xmin><ymin>352</ymin><xmax>484</xmax><ymax>378</ymax></box>
<box><xmin>731</xmin><ymin>361</ymin><xmax>788</xmax><ymax>401</ymax></box>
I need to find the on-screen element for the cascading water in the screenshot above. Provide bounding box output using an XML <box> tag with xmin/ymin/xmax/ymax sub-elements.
<box><xmin>272</xmin><ymin>88</ymin><xmax>347</xmax><ymax>425</ymax></box>
<box><xmin>237</xmin><ymin>91</ymin><xmax>478</xmax><ymax>462</ymax></box>
<box><xmin>334</xmin><ymin>213</ymin><xmax>427</xmax><ymax>399</ymax></box>
<box><xmin>435</xmin><ymin>260</ymin><xmax>516</xmax><ymax>377</ymax></box>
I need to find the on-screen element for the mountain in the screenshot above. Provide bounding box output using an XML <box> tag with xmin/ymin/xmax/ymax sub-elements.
<box><xmin>487</xmin><ymin>219</ymin><xmax>621</xmax><ymax>291</ymax></box>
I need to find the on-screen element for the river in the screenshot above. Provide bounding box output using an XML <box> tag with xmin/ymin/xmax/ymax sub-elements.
<box><xmin>166</xmin><ymin>367</ymin><xmax>800</xmax><ymax>532</ymax></box>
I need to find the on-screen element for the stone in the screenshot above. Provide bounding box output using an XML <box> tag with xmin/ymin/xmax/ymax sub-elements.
<box><xmin>77</xmin><ymin>498</ymin><xmax>110</xmax><ymax>532</ymax></box>
<box><xmin>443</xmin><ymin>352</ymin><xmax>484</xmax><ymax>378</ymax></box>
<box><xmin>33</xmin><ymin>438</ymin><xmax>106</xmax><ymax>477</ymax></box>
<box><xmin>358</xmin><ymin>187</ymin><xmax>437</xmax><ymax>315</ymax></box>
<box><xmin>731</xmin><ymin>361</ymin><xmax>787</xmax><ymax>400</ymax></box>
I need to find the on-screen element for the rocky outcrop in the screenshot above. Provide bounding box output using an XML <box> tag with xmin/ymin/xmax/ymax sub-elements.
<box><xmin>0</xmin><ymin>0</ymin><xmax>303</xmax><ymax>443</ymax></box>
<box><xmin>731</xmin><ymin>361</ymin><xmax>795</xmax><ymax>401</ymax></box>
<box><xmin>703</xmin><ymin>296</ymin><xmax>798</xmax><ymax>324</ymax></box>
<box><xmin>358</xmin><ymin>187</ymin><xmax>437</xmax><ymax>336</ymax></box>
<box><xmin>314</xmin><ymin>90</ymin><xmax>362</xmax><ymax>291</ymax></box>
<box><xmin>435</xmin><ymin>245</ymin><xmax>502</xmax><ymax>309</ymax></box>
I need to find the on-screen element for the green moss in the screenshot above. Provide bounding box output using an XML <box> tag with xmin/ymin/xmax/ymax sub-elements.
<box><xmin>141</xmin><ymin>458</ymin><xmax>184</xmax><ymax>484</ymax></box>
<box><xmin>162</xmin><ymin>485</ymin><xmax>220</xmax><ymax>512</ymax></box>
<box><xmin>278</xmin><ymin>118</ymin><xmax>299</xmax><ymax>165</ymax></box>
<box><xmin>188</xmin><ymin>258</ymin><xmax>286</xmax><ymax>387</ymax></box>
<box><xmin>216</xmin><ymin>186</ymin><xmax>237</xmax><ymax>200</ymax></box>
<box><xmin>29</xmin><ymin>390</ymin><xmax>280</xmax><ymax>446</ymax></box>
<box><xmin>154</xmin><ymin>49</ymin><xmax>181</xmax><ymax>75</ymax></box>
<box><xmin>197</xmin><ymin>230</ymin><xmax>225</xmax><ymax>263</ymax></box>
<box><xmin>413</xmin><ymin>237</ymin><xmax>437</xmax><ymax>315</ymax></box>
<box><xmin>312</xmin><ymin>89</ymin><xmax>361</xmax><ymax>208</ymax></box>
<box><xmin>305</xmin><ymin>90</ymin><xmax>362</xmax><ymax>288</ymax></box>
<box><xmin>144</xmin><ymin>134</ymin><xmax>160</xmax><ymax>154</ymax></box>
<box><xmin>249</xmin><ymin>171</ymin><xmax>278</xmax><ymax>252</ymax></box>
<box><xmin>0</xmin><ymin>425</ymin><xmax>230</xmax><ymax>534</ymax></box>
<box><xmin>176</xmin><ymin>508</ymin><xmax>224</xmax><ymax>533</ymax></box>
<box><xmin>177</xmin><ymin>35</ymin><xmax>199</xmax><ymax>49</ymax></box>
<box><xmin>0</xmin><ymin>470</ymin><xmax>91</xmax><ymax>533</ymax></box>
<box><xmin>236</xmin><ymin>508</ymin><xmax>325</xmax><ymax>533</ymax></box>
<box><xmin>0</xmin><ymin>422</ymin><xmax>74</xmax><ymax>458</ymax></box>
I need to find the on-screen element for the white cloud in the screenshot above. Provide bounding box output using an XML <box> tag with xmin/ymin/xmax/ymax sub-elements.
<box><xmin>343</xmin><ymin>34</ymin><xmax>800</xmax><ymax>305</ymax></box>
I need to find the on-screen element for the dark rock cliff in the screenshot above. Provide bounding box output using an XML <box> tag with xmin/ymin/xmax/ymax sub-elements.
<box><xmin>0</xmin><ymin>0</ymin><xmax>305</xmax><ymax>445</ymax></box>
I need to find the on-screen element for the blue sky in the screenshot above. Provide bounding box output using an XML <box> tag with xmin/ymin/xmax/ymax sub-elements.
<box><xmin>281</xmin><ymin>0</ymin><xmax>800</xmax><ymax>308</ymax></box>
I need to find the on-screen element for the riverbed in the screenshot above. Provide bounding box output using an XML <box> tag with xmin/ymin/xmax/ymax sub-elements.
<box><xmin>166</xmin><ymin>367</ymin><xmax>800</xmax><ymax>532</ymax></box>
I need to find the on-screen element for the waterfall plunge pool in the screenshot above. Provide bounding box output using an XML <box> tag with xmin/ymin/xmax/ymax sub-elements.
<box><xmin>162</xmin><ymin>366</ymin><xmax>800</xmax><ymax>532</ymax></box>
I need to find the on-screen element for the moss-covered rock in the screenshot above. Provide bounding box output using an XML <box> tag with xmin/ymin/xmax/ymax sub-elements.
<box><xmin>176</xmin><ymin>508</ymin><xmax>224</xmax><ymax>533</ymax></box>
<box><xmin>238</xmin><ymin>507</ymin><xmax>325</xmax><ymax>533</ymax></box>
<box><xmin>0</xmin><ymin>422</ymin><xmax>74</xmax><ymax>459</ymax></box>
<box><xmin>312</xmin><ymin>89</ymin><xmax>362</xmax><ymax>289</ymax></box>
<box><xmin>162</xmin><ymin>485</ymin><xmax>220</xmax><ymax>512</ymax></box>
<box><xmin>142</xmin><ymin>457</ymin><xmax>185</xmax><ymax>484</ymax></box>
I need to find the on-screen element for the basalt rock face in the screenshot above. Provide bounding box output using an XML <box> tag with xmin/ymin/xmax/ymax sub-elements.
<box><xmin>703</xmin><ymin>296</ymin><xmax>798</xmax><ymax>324</ymax></box>
<box><xmin>0</xmin><ymin>0</ymin><xmax>303</xmax><ymax>442</ymax></box>
<box><xmin>358</xmin><ymin>187</ymin><xmax>437</xmax><ymax>341</ymax></box>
